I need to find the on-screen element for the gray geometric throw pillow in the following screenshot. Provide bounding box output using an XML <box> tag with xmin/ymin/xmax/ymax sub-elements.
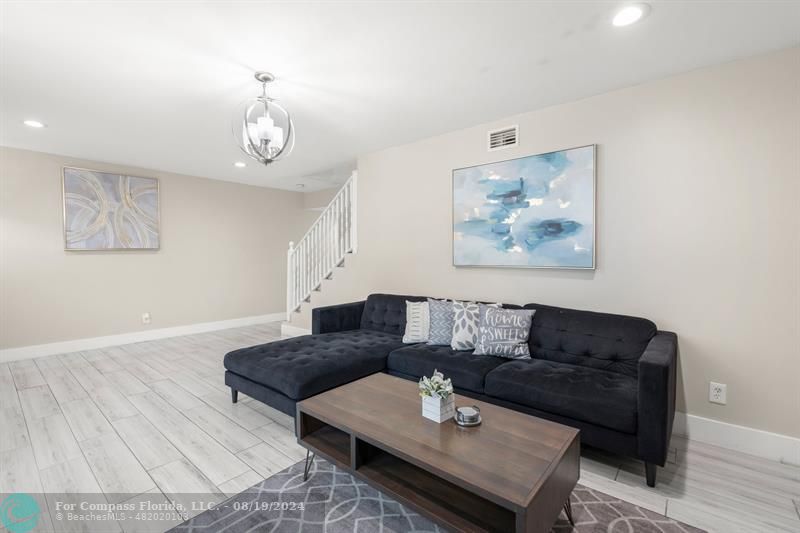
<box><xmin>426</xmin><ymin>298</ymin><xmax>455</xmax><ymax>346</ymax></box>
<box><xmin>473</xmin><ymin>307</ymin><xmax>536</xmax><ymax>359</ymax></box>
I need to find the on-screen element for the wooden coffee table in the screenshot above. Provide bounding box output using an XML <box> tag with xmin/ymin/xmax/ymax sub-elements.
<box><xmin>296</xmin><ymin>373</ymin><xmax>579</xmax><ymax>533</ymax></box>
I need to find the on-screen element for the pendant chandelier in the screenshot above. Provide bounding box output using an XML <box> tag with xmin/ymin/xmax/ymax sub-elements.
<box><xmin>233</xmin><ymin>72</ymin><xmax>295</xmax><ymax>166</ymax></box>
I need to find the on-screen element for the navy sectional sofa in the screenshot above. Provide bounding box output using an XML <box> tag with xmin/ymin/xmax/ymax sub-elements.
<box><xmin>224</xmin><ymin>293</ymin><xmax>677</xmax><ymax>486</ymax></box>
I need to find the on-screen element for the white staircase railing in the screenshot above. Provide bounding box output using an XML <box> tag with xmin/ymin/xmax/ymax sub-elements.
<box><xmin>286</xmin><ymin>171</ymin><xmax>357</xmax><ymax>320</ymax></box>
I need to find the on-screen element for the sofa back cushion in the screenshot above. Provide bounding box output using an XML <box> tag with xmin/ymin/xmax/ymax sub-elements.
<box><xmin>360</xmin><ymin>294</ymin><xmax>521</xmax><ymax>336</ymax></box>
<box><xmin>524</xmin><ymin>303</ymin><xmax>656</xmax><ymax>378</ymax></box>
<box><xmin>361</xmin><ymin>294</ymin><xmax>427</xmax><ymax>335</ymax></box>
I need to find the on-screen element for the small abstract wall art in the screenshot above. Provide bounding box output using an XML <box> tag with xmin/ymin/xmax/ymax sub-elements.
<box><xmin>62</xmin><ymin>167</ymin><xmax>160</xmax><ymax>250</ymax></box>
<box><xmin>453</xmin><ymin>145</ymin><xmax>595</xmax><ymax>269</ymax></box>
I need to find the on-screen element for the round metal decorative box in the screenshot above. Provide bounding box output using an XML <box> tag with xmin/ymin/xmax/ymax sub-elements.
<box><xmin>454</xmin><ymin>405</ymin><xmax>482</xmax><ymax>427</ymax></box>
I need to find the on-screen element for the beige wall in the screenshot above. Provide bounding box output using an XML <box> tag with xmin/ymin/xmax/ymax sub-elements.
<box><xmin>303</xmin><ymin>187</ymin><xmax>340</xmax><ymax>211</ymax></box>
<box><xmin>295</xmin><ymin>47</ymin><xmax>800</xmax><ymax>438</ymax></box>
<box><xmin>298</xmin><ymin>186</ymin><xmax>342</xmax><ymax>230</ymax></box>
<box><xmin>0</xmin><ymin>147</ymin><xmax>306</xmax><ymax>348</ymax></box>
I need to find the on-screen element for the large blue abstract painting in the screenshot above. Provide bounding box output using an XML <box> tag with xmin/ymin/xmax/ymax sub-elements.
<box><xmin>453</xmin><ymin>145</ymin><xmax>595</xmax><ymax>269</ymax></box>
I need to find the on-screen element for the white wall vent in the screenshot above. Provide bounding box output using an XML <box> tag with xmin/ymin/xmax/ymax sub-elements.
<box><xmin>487</xmin><ymin>125</ymin><xmax>518</xmax><ymax>151</ymax></box>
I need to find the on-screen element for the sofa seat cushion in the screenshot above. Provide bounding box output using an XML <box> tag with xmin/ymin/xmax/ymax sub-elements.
<box><xmin>387</xmin><ymin>344</ymin><xmax>510</xmax><ymax>393</ymax></box>
<box><xmin>224</xmin><ymin>330</ymin><xmax>404</xmax><ymax>400</ymax></box>
<box><xmin>484</xmin><ymin>359</ymin><xmax>638</xmax><ymax>433</ymax></box>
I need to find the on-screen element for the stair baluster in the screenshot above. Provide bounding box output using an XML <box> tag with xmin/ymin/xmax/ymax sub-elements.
<box><xmin>286</xmin><ymin>172</ymin><xmax>358</xmax><ymax>320</ymax></box>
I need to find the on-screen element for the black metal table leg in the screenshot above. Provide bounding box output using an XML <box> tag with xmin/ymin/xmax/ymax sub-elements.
<box><xmin>303</xmin><ymin>449</ymin><xmax>315</xmax><ymax>481</ymax></box>
<box><xmin>563</xmin><ymin>497</ymin><xmax>574</xmax><ymax>526</ymax></box>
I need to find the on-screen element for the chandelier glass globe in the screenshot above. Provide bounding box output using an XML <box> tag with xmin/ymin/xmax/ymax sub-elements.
<box><xmin>233</xmin><ymin>72</ymin><xmax>295</xmax><ymax>166</ymax></box>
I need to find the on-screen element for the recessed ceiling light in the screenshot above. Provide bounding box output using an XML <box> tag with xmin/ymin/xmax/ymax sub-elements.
<box><xmin>23</xmin><ymin>119</ymin><xmax>46</xmax><ymax>128</ymax></box>
<box><xmin>613</xmin><ymin>3</ymin><xmax>649</xmax><ymax>27</ymax></box>
<box><xmin>234</xmin><ymin>161</ymin><xmax>246</xmax><ymax>168</ymax></box>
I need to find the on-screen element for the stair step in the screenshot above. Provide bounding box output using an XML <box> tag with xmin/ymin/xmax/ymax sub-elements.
<box><xmin>337</xmin><ymin>259</ymin><xmax>345</xmax><ymax>267</ymax></box>
<box><xmin>313</xmin><ymin>284</ymin><xmax>322</xmax><ymax>292</ymax></box>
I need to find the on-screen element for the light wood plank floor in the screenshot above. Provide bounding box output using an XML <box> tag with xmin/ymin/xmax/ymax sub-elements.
<box><xmin>1</xmin><ymin>323</ymin><xmax>797</xmax><ymax>533</ymax></box>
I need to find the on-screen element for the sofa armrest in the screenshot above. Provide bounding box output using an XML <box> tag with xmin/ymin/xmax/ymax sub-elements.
<box><xmin>312</xmin><ymin>301</ymin><xmax>366</xmax><ymax>335</ymax></box>
<box><xmin>637</xmin><ymin>331</ymin><xmax>677</xmax><ymax>466</ymax></box>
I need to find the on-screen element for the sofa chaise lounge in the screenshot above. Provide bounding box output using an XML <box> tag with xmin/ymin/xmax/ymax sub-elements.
<box><xmin>224</xmin><ymin>293</ymin><xmax>677</xmax><ymax>486</ymax></box>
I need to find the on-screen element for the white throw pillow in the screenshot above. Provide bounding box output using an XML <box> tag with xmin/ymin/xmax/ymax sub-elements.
<box><xmin>403</xmin><ymin>300</ymin><xmax>430</xmax><ymax>343</ymax></box>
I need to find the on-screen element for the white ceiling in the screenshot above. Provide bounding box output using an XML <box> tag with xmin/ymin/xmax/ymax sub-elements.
<box><xmin>1</xmin><ymin>1</ymin><xmax>798</xmax><ymax>191</ymax></box>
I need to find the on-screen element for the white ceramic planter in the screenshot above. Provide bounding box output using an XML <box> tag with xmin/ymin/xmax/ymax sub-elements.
<box><xmin>421</xmin><ymin>395</ymin><xmax>455</xmax><ymax>423</ymax></box>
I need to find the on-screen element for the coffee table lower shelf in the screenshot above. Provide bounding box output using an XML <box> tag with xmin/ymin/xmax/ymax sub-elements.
<box><xmin>297</xmin><ymin>411</ymin><xmax>574</xmax><ymax>533</ymax></box>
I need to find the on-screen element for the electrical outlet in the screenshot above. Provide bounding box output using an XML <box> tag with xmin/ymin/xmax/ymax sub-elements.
<box><xmin>709</xmin><ymin>382</ymin><xmax>727</xmax><ymax>405</ymax></box>
<box><xmin>141</xmin><ymin>312</ymin><xmax>151</xmax><ymax>325</ymax></box>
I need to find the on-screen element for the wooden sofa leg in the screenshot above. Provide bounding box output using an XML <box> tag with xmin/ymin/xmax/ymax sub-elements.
<box><xmin>231</xmin><ymin>388</ymin><xmax>238</xmax><ymax>404</ymax></box>
<box><xmin>645</xmin><ymin>462</ymin><xmax>657</xmax><ymax>487</ymax></box>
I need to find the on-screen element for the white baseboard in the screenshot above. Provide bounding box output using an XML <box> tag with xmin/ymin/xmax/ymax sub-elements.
<box><xmin>673</xmin><ymin>412</ymin><xmax>800</xmax><ymax>467</ymax></box>
<box><xmin>280</xmin><ymin>322</ymin><xmax>311</xmax><ymax>338</ymax></box>
<box><xmin>0</xmin><ymin>312</ymin><xmax>285</xmax><ymax>363</ymax></box>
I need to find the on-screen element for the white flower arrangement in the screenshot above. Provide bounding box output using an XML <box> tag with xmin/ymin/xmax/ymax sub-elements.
<box><xmin>418</xmin><ymin>370</ymin><xmax>453</xmax><ymax>400</ymax></box>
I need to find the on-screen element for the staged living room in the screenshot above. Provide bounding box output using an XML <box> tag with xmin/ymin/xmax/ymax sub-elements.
<box><xmin>1</xmin><ymin>2</ymin><xmax>799</xmax><ymax>533</ymax></box>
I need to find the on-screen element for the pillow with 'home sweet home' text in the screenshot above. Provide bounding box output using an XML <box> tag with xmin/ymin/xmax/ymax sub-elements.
<box><xmin>473</xmin><ymin>307</ymin><xmax>536</xmax><ymax>358</ymax></box>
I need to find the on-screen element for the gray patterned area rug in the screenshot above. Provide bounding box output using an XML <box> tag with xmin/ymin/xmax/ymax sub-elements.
<box><xmin>170</xmin><ymin>459</ymin><xmax>703</xmax><ymax>532</ymax></box>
